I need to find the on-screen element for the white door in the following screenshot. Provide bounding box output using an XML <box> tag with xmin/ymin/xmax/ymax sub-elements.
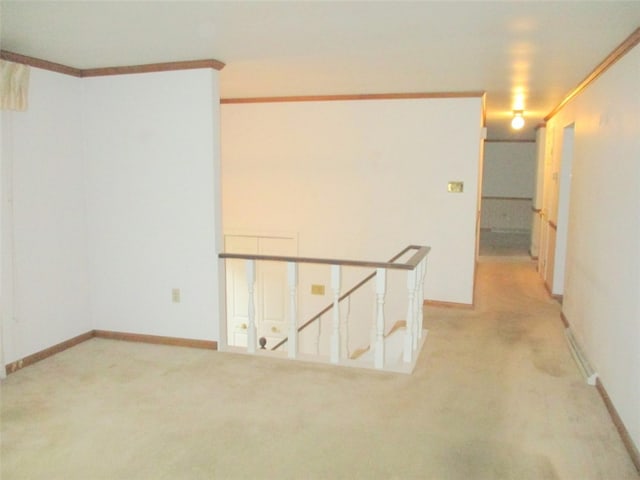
<box><xmin>224</xmin><ymin>234</ymin><xmax>297</xmax><ymax>350</ymax></box>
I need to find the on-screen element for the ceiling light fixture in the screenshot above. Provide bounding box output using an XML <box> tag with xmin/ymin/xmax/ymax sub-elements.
<box><xmin>511</xmin><ymin>110</ymin><xmax>525</xmax><ymax>130</ymax></box>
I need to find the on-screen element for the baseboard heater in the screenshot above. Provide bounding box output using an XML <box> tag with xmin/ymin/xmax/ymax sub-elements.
<box><xmin>564</xmin><ymin>328</ymin><xmax>598</xmax><ymax>386</ymax></box>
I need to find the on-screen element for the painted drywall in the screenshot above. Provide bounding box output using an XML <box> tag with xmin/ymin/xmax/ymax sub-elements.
<box><xmin>545</xmin><ymin>46</ymin><xmax>640</xmax><ymax>451</ymax></box>
<box><xmin>83</xmin><ymin>69</ymin><xmax>222</xmax><ymax>341</ymax></box>
<box><xmin>1</xmin><ymin>68</ymin><xmax>90</xmax><ymax>363</ymax></box>
<box><xmin>1</xmin><ymin>67</ymin><xmax>224</xmax><ymax>370</ymax></box>
<box><xmin>482</xmin><ymin>142</ymin><xmax>535</xmax><ymax>197</ymax></box>
<box><xmin>221</xmin><ymin>97</ymin><xmax>484</xmax><ymax>307</ymax></box>
<box><xmin>481</xmin><ymin>142</ymin><xmax>535</xmax><ymax>232</ymax></box>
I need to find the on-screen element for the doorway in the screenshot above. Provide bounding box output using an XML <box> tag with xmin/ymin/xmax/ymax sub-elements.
<box><xmin>479</xmin><ymin>141</ymin><xmax>537</xmax><ymax>257</ymax></box>
<box><xmin>547</xmin><ymin>123</ymin><xmax>575</xmax><ymax>295</ymax></box>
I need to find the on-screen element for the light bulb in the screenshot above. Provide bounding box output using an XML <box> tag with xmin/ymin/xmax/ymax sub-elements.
<box><xmin>511</xmin><ymin>111</ymin><xmax>525</xmax><ymax>129</ymax></box>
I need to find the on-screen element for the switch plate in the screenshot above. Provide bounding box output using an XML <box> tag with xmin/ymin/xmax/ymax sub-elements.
<box><xmin>448</xmin><ymin>181</ymin><xmax>464</xmax><ymax>193</ymax></box>
<box><xmin>172</xmin><ymin>288</ymin><xmax>181</xmax><ymax>303</ymax></box>
<box><xmin>311</xmin><ymin>284</ymin><xmax>325</xmax><ymax>295</ymax></box>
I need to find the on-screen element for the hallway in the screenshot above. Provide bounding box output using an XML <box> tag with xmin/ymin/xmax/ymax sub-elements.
<box><xmin>1</xmin><ymin>260</ymin><xmax>637</xmax><ymax>479</ymax></box>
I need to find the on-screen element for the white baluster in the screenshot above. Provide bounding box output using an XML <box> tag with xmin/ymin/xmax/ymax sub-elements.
<box><xmin>374</xmin><ymin>268</ymin><xmax>386</xmax><ymax>369</ymax></box>
<box><xmin>330</xmin><ymin>265</ymin><xmax>342</xmax><ymax>364</ymax></box>
<box><xmin>404</xmin><ymin>268</ymin><xmax>417</xmax><ymax>363</ymax></box>
<box><xmin>246</xmin><ymin>260</ymin><xmax>257</xmax><ymax>354</ymax></box>
<box><xmin>316</xmin><ymin>314</ymin><xmax>322</xmax><ymax>356</ymax></box>
<box><xmin>369</xmin><ymin>294</ymin><xmax>377</xmax><ymax>352</ymax></box>
<box><xmin>287</xmin><ymin>262</ymin><xmax>298</xmax><ymax>359</ymax></box>
<box><xmin>341</xmin><ymin>295</ymin><xmax>351</xmax><ymax>359</ymax></box>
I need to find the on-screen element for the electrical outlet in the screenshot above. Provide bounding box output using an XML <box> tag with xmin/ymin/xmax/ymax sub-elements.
<box><xmin>172</xmin><ymin>288</ymin><xmax>181</xmax><ymax>303</ymax></box>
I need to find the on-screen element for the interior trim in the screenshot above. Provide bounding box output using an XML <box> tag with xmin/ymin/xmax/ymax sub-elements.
<box><xmin>485</xmin><ymin>139</ymin><xmax>535</xmax><ymax>143</ymax></box>
<box><xmin>544</xmin><ymin>281</ymin><xmax>563</xmax><ymax>303</ymax></box>
<box><xmin>221</xmin><ymin>91</ymin><xmax>485</xmax><ymax>104</ymax></box>
<box><xmin>82</xmin><ymin>59</ymin><xmax>225</xmax><ymax>77</ymax></box>
<box><xmin>0</xmin><ymin>50</ymin><xmax>83</xmax><ymax>77</ymax></box>
<box><xmin>596</xmin><ymin>378</ymin><xmax>640</xmax><ymax>474</ymax></box>
<box><xmin>0</xmin><ymin>50</ymin><xmax>225</xmax><ymax>77</ymax></box>
<box><xmin>481</xmin><ymin>92</ymin><xmax>487</xmax><ymax>127</ymax></box>
<box><xmin>93</xmin><ymin>330</ymin><xmax>218</xmax><ymax>350</ymax></box>
<box><xmin>545</xmin><ymin>27</ymin><xmax>640</xmax><ymax>121</ymax></box>
<box><xmin>560</xmin><ymin>311</ymin><xmax>570</xmax><ymax>328</ymax></box>
<box><xmin>4</xmin><ymin>330</ymin><xmax>218</xmax><ymax>375</ymax></box>
<box><xmin>424</xmin><ymin>299</ymin><xmax>474</xmax><ymax>310</ymax></box>
<box><xmin>4</xmin><ymin>331</ymin><xmax>93</xmax><ymax>374</ymax></box>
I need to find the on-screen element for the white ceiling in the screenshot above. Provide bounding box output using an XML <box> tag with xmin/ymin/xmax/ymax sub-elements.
<box><xmin>2</xmin><ymin>1</ymin><xmax>639</xmax><ymax>140</ymax></box>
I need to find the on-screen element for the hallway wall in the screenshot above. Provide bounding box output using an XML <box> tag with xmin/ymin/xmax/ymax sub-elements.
<box><xmin>544</xmin><ymin>45</ymin><xmax>640</xmax><ymax>451</ymax></box>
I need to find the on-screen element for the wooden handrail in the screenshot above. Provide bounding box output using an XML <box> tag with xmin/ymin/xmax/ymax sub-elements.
<box><xmin>217</xmin><ymin>245</ymin><xmax>430</xmax><ymax>351</ymax></box>
<box><xmin>218</xmin><ymin>244</ymin><xmax>429</xmax><ymax>271</ymax></box>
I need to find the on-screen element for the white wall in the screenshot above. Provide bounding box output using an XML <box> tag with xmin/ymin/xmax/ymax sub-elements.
<box><xmin>221</xmin><ymin>97</ymin><xmax>484</xmax><ymax>305</ymax></box>
<box><xmin>482</xmin><ymin>142</ymin><xmax>535</xmax><ymax>198</ymax></box>
<box><xmin>1</xmin><ymin>67</ymin><xmax>223</xmax><ymax>368</ymax></box>
<box><xmin>1</xmin><ymin>68</ymin><xmax>90</xmax><ymax>363</ymax></box>
<box><xmin>546</xmin><ymin>46</ymin><xmax>640</xmax><ymax>451</ymax></box>
<box><xmin>481</xmin><ymin>142</ymin><xmax>535</xmax><ymax>232</ymax></box>
<box><xmin>83</xmin><ymin>70</ymin><xmax>222</xmax><ymax>341</ymax></box>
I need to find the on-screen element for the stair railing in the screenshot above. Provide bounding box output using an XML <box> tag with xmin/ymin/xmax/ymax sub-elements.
<box><xmin>219</xmin><ymin>245</ymin><xmax>430</xmax><ymax>370</ymax></box>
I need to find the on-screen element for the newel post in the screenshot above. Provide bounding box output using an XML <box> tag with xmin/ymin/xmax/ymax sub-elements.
<box><xmin>404</xmin><ymin>267</ymin><xmax>417</xmax><ymax>363</ymax></box>
<box><xmin>374</xmin><ymin>268</ymin><xmax>387</xmax><ymax>369</ymax></box>
<box><xmin>415</xmin><ymin>257</ymin><xmax>427</xmax><ymax>346</ymax></box>
<box><xmin>246</xmin><ymin>260</ymin><xmax>257</xmax><ymax>354</ymax></box>
<box><xmin>287</xmin><ymin>262</ymin><xmax>298</xmax><ymax>359</ymax></box>
<box><xmin>330</xmin><ymin>265</ymin><xmax>342</xmax><ymax>364</ymax></box>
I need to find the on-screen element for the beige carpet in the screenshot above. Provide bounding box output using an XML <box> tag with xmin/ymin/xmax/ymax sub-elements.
<box><xmin>1</xmin><ymin>260</ymin><xmax>638</xmax><ymax>479</ymax></box>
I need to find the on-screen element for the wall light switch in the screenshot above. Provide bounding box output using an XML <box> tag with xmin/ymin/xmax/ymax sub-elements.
<box><xmin>172</xmin><ymin>288</ymin><xmax>181</xmax><ymax>303</ymax></box>
<box><xmin>311</xmin><ymin>284</ymin><xmax>325</xmax><ymax>295</ymax></box>
<box><xmin>447</xmin><ymin>181</ymin><xmax>464</xmax><ymax>193</ymax></box>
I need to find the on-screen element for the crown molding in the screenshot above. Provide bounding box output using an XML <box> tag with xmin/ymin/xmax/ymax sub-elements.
<box><xmin>0</xmin><ymin>50</ymin><xmax>83</xmax><ymax>77</ymax></box>
<box><xmin>545</xmin><ymin>27</ymin><xmax>640</xmax><ymax>122</ymax></box>
<box><xmin>221</xmin><ymin>91</ymin><xmax>485</xmax><ymax>104</ymax></box>
<box><xmin>82</xmin><ymin>59</ymin><xmax>225</xmax><ymax>77</ymax></box>
<box><xmin>0</xmin><ymin>50</ymin><xmax>225</xmax><ymax>77</ymax></box>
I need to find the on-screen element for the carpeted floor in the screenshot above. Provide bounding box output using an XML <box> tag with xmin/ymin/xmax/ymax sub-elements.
<box><xmin>1</xmin><ymin>260</ymin><xmax>638</xmax><ymax>479</ymax></box>
<box><xmin>479</xmin><ymin>229</ymin><xmax>531</xmax><ymax>257</ymax></box>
